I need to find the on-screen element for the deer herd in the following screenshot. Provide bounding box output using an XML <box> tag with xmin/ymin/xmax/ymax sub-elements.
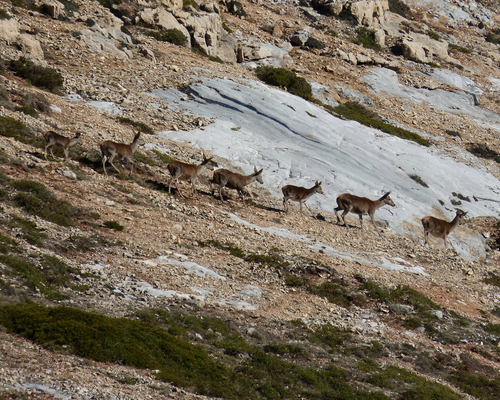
<box><xmin>42</xmin><ymin>130</ymin><xmax>468</xmax><ymax>248</ymax></box>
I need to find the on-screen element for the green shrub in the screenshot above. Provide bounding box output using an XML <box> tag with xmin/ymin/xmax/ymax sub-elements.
<box><xmin>148</xmin><ymin>29</ymin><xmax>188</xmax><ymax>46</ymax></box>
<box><xmin>9</xmin><ymin>57</ymin><xmax>64</xmax><ymax>93</ymax></box>
<box><xmin>104</xmin><ymin>220</ymin><xmax>124</xmax><ymax>231</ymax></box>
<box><xmin>0</xmin><ymin>304</ymin><xmax>238</xmax><ymax>398</ymax></box>
<box><xmin>15</xmin><ymin>105</ymin><xmax>38</xmax><ymax>117</ymax></box>
<box><xmin>10</xmin><ymin>180</ymin><xmax>75</xmax><ymax>226</ymax></box>
<box><xmin>330</xmin><ymin>102</ymin><xmax>432</xmax><ymax>147</ymax></box>
<box><xmin>11</xmin><ymin>0</ymin><xmax>40</xmax><ymax>11</ymax></box>
<box><xmin>449</xmin><ymin>44</ymin><xmax>472</xmax><ymax>54</ymax></box>
<box><xmin>355</xmin><ymin>27</ymin><xmax>382</xmax><ymax>51</ymax></box>
<box><xmin>255</xmin><ymin>66</ymin><xmax>312</xmax><ymax>101</ymax></box>
<box><xmin>309</xmin><ymin>282</ymin><xmax>365</xmax><ymax>307</ymax></box>
<box><xmin>448</xmin><ymin>370</ymin><xmax>500</xmax><ymax>400</ymax></box>
<box><xmin>309</xmin><ymin>324</ymin><xmax>351</xmax><ymax>350</ymax></box>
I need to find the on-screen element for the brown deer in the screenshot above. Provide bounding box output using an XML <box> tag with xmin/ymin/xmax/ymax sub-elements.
<box><xmin>211</xmin><ymin>166</ymin><xmax>264</xmax><ymax>200</ymax></box>
<box><xmin>335</xmin><ymin>191</ymin><xmax>395</xmax><ymax>234</ymax></box>
<box><xmin>43</xmin><ymin>131</ymin><xmax>81</xmax><ymax>161</ymax></box>
<box><xmin>422</xmin><ymin>209</ymin><xmax>467</xmax><ymax>247</ymax></box>
<box><xmin>282</xmin><ymin>181</ymin><xmax>323</xmax><ymax>213</ymax></box>
<box><xmin>167</xmin><ymin>152</ymin><xmax>213</xmax><ymax>197</ymax></box>
<box><xmin>100</xmin><ymin>132</ymin><xmax>141</xmax><ymax>177</ymax></box>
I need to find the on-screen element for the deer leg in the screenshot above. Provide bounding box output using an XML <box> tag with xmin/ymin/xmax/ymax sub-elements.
<box><xmin>334</xmin><ymin>207</ymin><xmax>342</xmax><ymax>224</ymax></box>
<box><xmin>304</xmin><ymin>202</ymin><xmax>312</xmax><ymax>212</ymax></box>
<box><xmin>341</xmin><ymin>209</ymin><xmax>350</xmax><ymax>227</ymax></box>
<box><xmin>283</xmin><ymin>197</ymin><xmax>289</xmax><ymax>212</ymax></box>
<box><xmin>102</xmin><ymin>155</ymin><xmax>109</xmax><ymax>177</ymax></box>
<box><xmin>108</xmin><ymin>154</ymin><xmax>121</xmax><ymax>174</ymax></box>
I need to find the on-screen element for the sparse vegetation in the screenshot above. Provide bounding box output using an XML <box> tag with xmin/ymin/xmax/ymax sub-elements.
<box><xmin>329</xmin><ymin>102</ymin><xmax>432</xmax><ymax>147</ymax></box>
<box><xmin>117</xmin><ymin>117</ymin><xmax>155</xmax><ymax>135</ymax></box>
<box><xmin>408</xmin><ymin>174</ymin><xmax>429</xmax><ymax>188</ymax></box>
<box><xmin>9</xmin><ymin>57</ymin><xmax>64</xmax><ymax>93</ymax></box>
<box><xmin>426</xmin><ymin>30</ymin><xmax>442</xmax><ymax>41</ymax></box>
<box><xmin>10</xmin><ymin>180</ymin><xmax>76</xmax><ymax>227</ymax></box>
<box><xmin>0</xmin><ymin>115</ymin><xmax>44</xmax><ymax>149</ymax></box>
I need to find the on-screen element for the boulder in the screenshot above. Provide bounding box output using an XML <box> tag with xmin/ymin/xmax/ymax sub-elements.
<box><xmin>290</xmin><ymin>26</ymin><xmax>311</xmax><ymax>46</ymax></box>
<box><xmin>185</xmin><ymin>12</ymin><xmax>222</xmax><ymax>57</ymax></box>
<box><xmin>400</xmin><ymin>33</ymin><xmax>452</xmax><ymax>64</ymax></box>
<box><xmin>140</xmin><ymin>8</ymin><xmax>190</xmax><ymax>47</ymax></box>
<box><xmin>217</xmin><ymin>32</ymin><xmax>238</xmax><ymax>63</ymax></box>
<box><xmin>159</xmin><ymin>0</ymin><xmax>183</xmax><ymax>10</ymax></box>
<box><xmin>41</xmin><ymin>0</ymin><xmax>65</xmax><ymax>19</ymax></box>
<box><xmin>15</xmin><ymin>34</ymin><xmax>44</xmax><ymax>59</ymax></box>
<box><xmin>0</xmin><ymin>18</ymin><xmax>20</xmax><ymax>43</ymax></box>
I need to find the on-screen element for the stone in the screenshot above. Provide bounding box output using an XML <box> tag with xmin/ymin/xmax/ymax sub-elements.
<box><xmin>0</xmin><ymin>18</ymin><xmax>20</xmax><ymax>43</ymax></box>
<box><xmin>41</xmin><ymin>0</ymin><xmax>65</xmax><ymax>19</ymax></box>
<box><xmin>290</xmin><ymin>26</ymin><xmax>311</xmax><ymax>46</ymax></box>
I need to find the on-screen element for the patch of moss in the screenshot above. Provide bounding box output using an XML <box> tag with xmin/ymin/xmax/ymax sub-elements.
<box><xmin>330</xmin><ymin>102</ymin><xmax>432</xmax><ymax>147</ymax></box>
<box><xmin>426</xmin><ymin>30</ymin><xmax>442</xmax><ymax>41</ymax></box>
<box><xmin>449</xmin><ymin>44</ymin><xmax>472</xmax><ymax>54</ymax></box>
<box><xmin>255</xmin><ymin>66</ymin><xmax>312</xmax><ymax>101</ymax></box>
<box><xmin>10</xmin><ymin>180</ymin><xmax>75</xmax><ymax>227</ymax></box>
<box><xmin>9</xmin><ymin>57</ymin><xmax>64</xmax><ymax>93</ymax></box>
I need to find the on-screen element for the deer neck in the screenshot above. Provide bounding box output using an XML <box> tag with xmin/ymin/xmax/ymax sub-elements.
<box><xmin>449</xmin><ymin>214</ymin><xmax>462</xmax><ymax>232</ymax></box>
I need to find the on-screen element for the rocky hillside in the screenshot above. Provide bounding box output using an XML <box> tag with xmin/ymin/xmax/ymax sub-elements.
<box><xmin>0</xmin><ymin>0</ymin><xmax>500</xmax><ymax>399</ymax></box>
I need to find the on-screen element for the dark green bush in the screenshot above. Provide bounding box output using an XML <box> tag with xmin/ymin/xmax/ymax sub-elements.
<box><xmin>148</xmin><ymin>29</ymin><xmax>188</xmax><ymax>46</ymax></box>
<box><xmin>309</xmin><ymin>282</ymin><xmax>365</xmax><ymax>307</ymax></box>
<box><xmin>104</xmin><ymin>220</ymin><xmax>124</xmax><ymax>231</ymax></box>
<box><xmin>255</xmin><ymin>66</ymin><xmax>312</xmax><ymax>101</ymax></box>
<box><xmin>355</xmin><ymin>27</ymin><xmax>382</xmax><ymax>51</ymax></box>
<box><xmin>408</xmin><ymin>174</ymin><xmax>429</xmax><ymax>188</ymax></box>
<box><xmin>485</xmin><ymin>31</ymin><xmax>500</xmax><ymax>45</ymax></box>
<box><xmin>15</xmin><ymin>105</ymin><xmax>38</xmax><ymax>117</ymax></box>
<box><xmin>9</xmin><ymin>57</ymin><xmax>64</xmax><ymax>93</ymax></box>
<box><xmin>426</xmin><ymin>30</ymin><xmax>442</xmax><ymax>41</ymax></box>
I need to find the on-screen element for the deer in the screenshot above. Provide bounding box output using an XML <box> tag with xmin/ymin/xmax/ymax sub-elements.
<box><xmin>43</xmin><ymin>130</ymin><xmax>81</xmax><ymax>161</ymax></box>
<box><xmin>421</xmin><ymin>209</ymin><xmax>467</xmax><ymax>248</ymax></box>
<box><xmin>167</xmin><ymin>152</ymin><xmax>213</xmax><ymax>197</ymax></box>
<box><xmin>335</xmin><ymin>191</ymin><xmax>395</xmax><ymax>234</ymax></box>
<box><xmin>100</xmin><ymin>132</ymin><xmax>141</xmax><ymax>177</ymax></box>
<box><xmin>211</xmin><ymin>166</ymin><xmax>264</xmax><ymax>200</ymax></box>
<box><xmin>282</xmin><ymin>181</ymin><xmax>324</xmax><ymax>213</ymax></box>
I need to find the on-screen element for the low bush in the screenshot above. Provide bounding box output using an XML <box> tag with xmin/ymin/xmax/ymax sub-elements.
<box><xmin>255</xmin><ymin>66</ymin><xmax>312</xmax><ymax>101</ymax></box>
<box><xmin>355</xmin><ymin>27</ymin><xmax>382</xmax><ymax>51</ymax></box>
<box><xmin>9</xmin><ymin>57</ymin><xmax>63</xmax><ymax>93</ymax></box>
<box><xmin>148</xmin><ymin>29</ymin><xmax>187</xmax><ymax>46</ymax></box>
<box><xmin>104</xmin><ymin>220</ymin><xmax>124</xmax><ymax>231</ymax></box>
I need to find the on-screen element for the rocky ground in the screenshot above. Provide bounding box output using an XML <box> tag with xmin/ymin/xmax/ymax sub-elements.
<box><xmin>0</xmin><ymin>0</ymin><xmax>500</xmax><ymax>399</ymax></box>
